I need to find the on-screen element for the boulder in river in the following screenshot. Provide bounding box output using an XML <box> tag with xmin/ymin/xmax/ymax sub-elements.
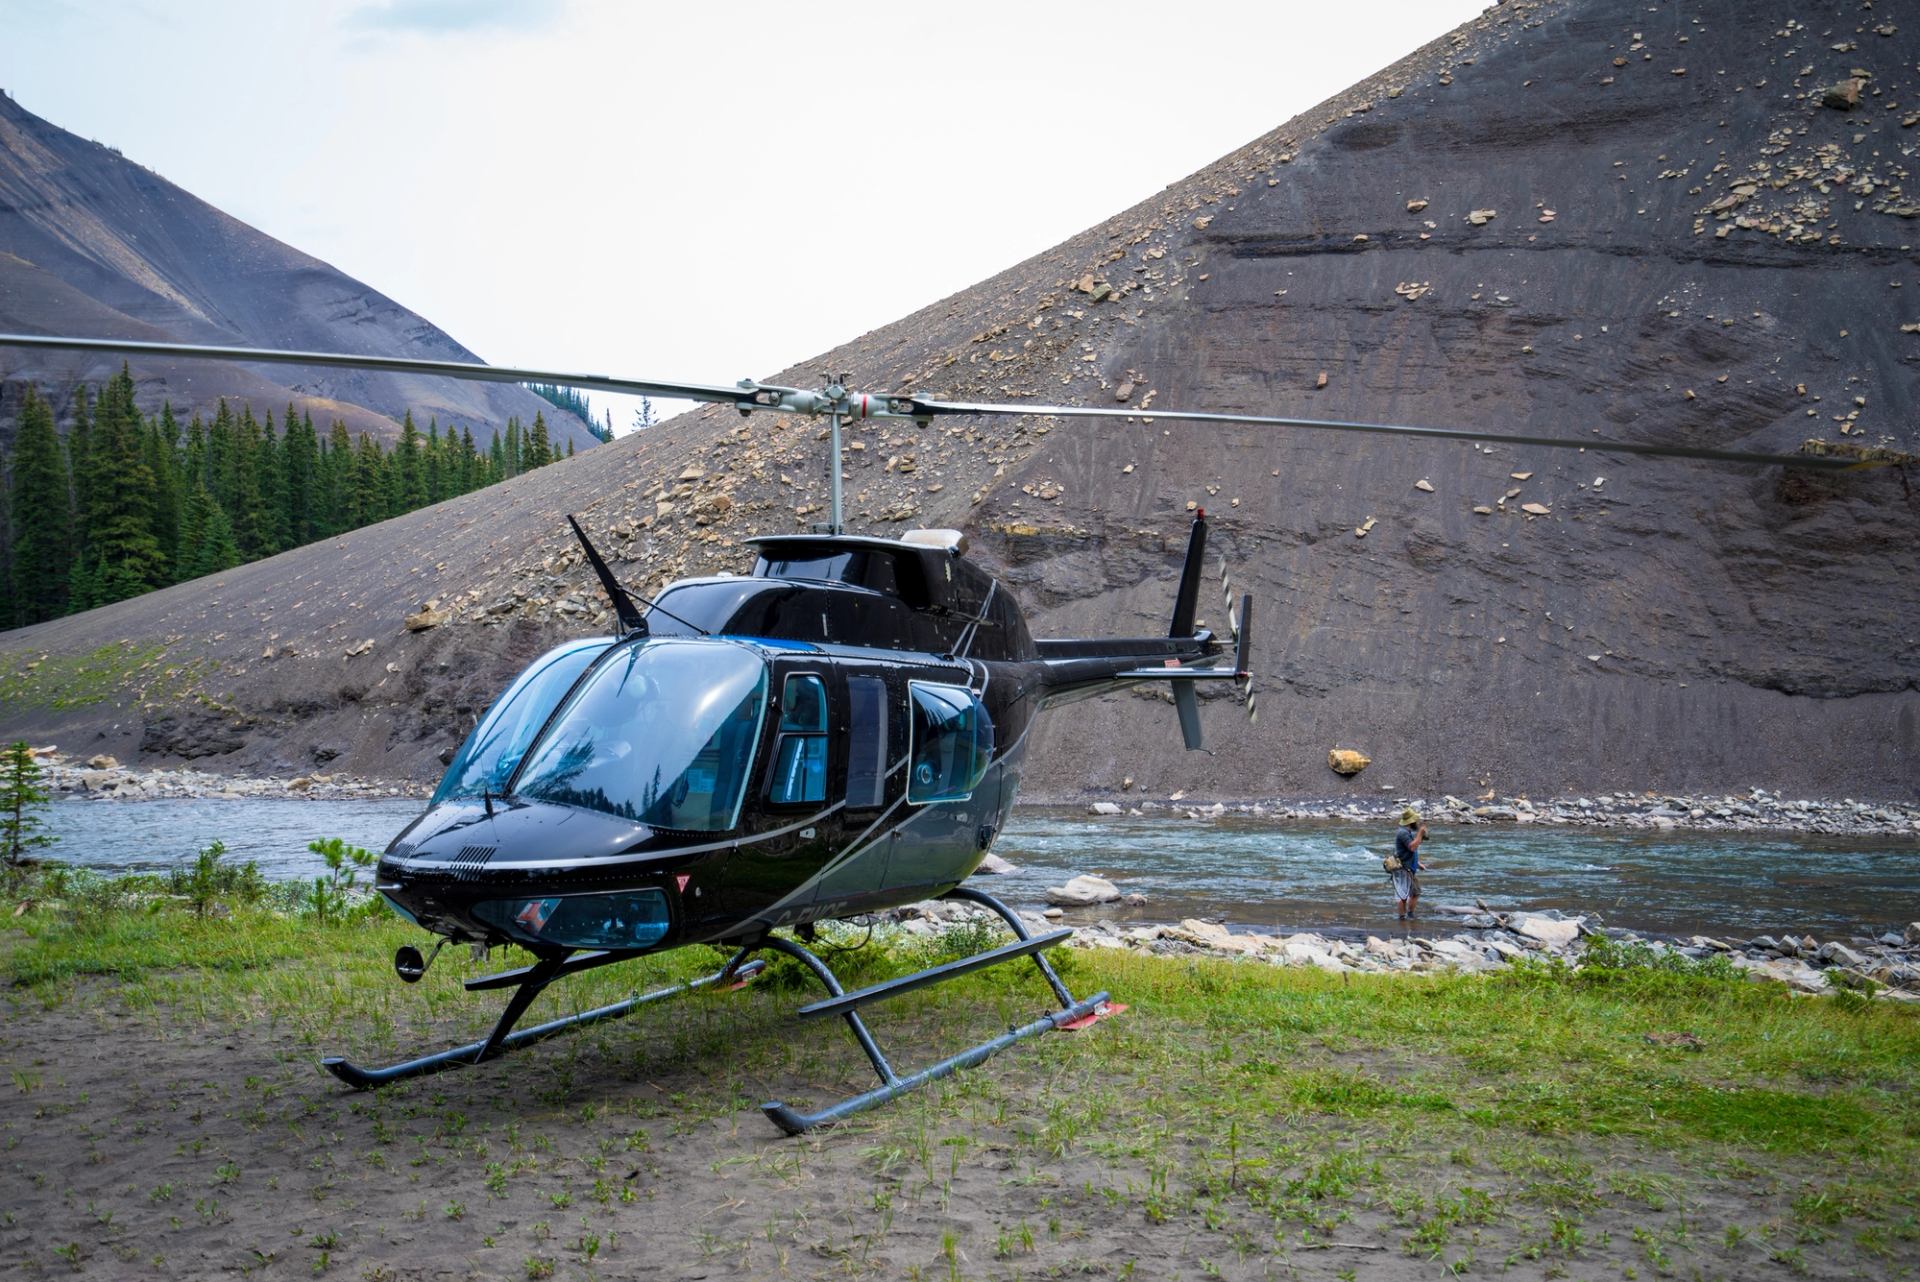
<box><xmin>973</xmin><ymin>853</ymin><xmax>1018</xmax><ymax>876</ymax></box>
<box><xmin>1087</xmin><ymin>801</ymin><xmax>1123</xmax><ymax>816</ymax></box>
<box><xmin>1045</xmin><ymin>874</ymin><xmax>1121</xmax><ymax>907</ymax></box>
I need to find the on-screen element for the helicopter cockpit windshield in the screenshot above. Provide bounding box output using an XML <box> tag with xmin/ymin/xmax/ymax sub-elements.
<box><xmin>432</xmin><ymin>637</ymin><xmax>609</xmax><ymax>806</ymax></box>
<box><xmin>511</xmin><ymin>639</ymin><xmax>769</xmax><ymax>832</ymax></box>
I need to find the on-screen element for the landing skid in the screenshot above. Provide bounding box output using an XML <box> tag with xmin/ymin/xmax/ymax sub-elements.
<box><xmin>760</xmin><ymin>885</ymin><xmax>1111</xmax><ymax>1135</ymax></box>
<box><xmin>319</xmin><ymin>887</ymin><xmax>1114</xmax><ymax>1135</ymax></box>
<box><xmin>320</xmin><ymin>949</ymin><xmax>764</xmax><ymax>1089</ymax></box>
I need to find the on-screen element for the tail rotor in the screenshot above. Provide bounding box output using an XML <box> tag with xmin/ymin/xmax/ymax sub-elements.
<box><xmin>1217</xmin><ymin>556</ymin><xmax>1257</xmax><ymax>726</ymax></box>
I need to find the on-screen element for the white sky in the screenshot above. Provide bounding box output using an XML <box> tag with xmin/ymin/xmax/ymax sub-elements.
<box><xmin>2</xmin><ymin>0</ymin><xmax>1486</xmax><ymax>434</ymax></box>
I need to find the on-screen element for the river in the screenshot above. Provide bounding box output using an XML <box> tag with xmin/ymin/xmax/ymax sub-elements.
<box><xmin>35</xmin><ymin>797</ymin><xmax>1919</xmax><ymax>940</ymax></box>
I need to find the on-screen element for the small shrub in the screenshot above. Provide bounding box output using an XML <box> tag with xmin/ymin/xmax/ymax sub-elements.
<box><xmin>305</xmin><ymin>837</ymin><xmax>377</xmax><ymax>923</ymax></box>
<box><xmin>168</xmin><ymin>841</ymin><xmax>266</xmax><ymax>917</ymax></box>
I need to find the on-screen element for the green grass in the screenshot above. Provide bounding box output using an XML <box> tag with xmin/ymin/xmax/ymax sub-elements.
<box><xmin>4</xmin><ymin>889</ymin><xmax>1918</xmax><ymax>1277</ymax></box>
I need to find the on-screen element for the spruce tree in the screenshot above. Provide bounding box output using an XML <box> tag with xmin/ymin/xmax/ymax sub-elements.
<box><xmin>1</xmin><ymin>741</ymin><xmax>55</xmax><ymax>873</ymax></box>
<box><xmin>283</xmin><ymin>407</ymin><xmax>319</xmax><ymax>547</ymax></box>
<box><xmin>177</xmin><ymin>481</ymin><xmax>240</xmax><ymax>580</ymax></box>
<box><xmin>391</xmin><ymin>410</ymin><xmax>425</xmax><ymax>513</ymax></box>
<box><xmin>352</xmin><ymin>432</ymin><xmax>386</xmax><ymax>526</ymax></box>
<box><xmin>527</xmin><ymin>411</ymin><xmax>552</xmax><ymax>469</ymax></box>
<box><xmin>65</xmin><ymin>387</ymin><xmax>94</xmax><ymax>565</ymax></box>
<box><xmin>85</xmin><ymin>366</ymin><xmax>167</xmax><ymax>605</ymax></box>
<box><xmin>207</xmin><ymin>401</ymin><xmax>236</xmax><ymax>513</ymax></box>
<box><xmin>258</xmin><ymin>408</ymin><xmax>289</xmax><ymax>554</ymax></box>
<box><xmin>227</xmin><ymin>406</ymin><xmax>272</xmax><ymax>558</ymax></box>
<box><xmin>184</xmin><ymin>414</ymin><xmax>208</xmax><ymax>492</ymax></box>
<box><xmin>322</xmin><ymin>421</ymin><xmax>352</xmax><ymax>535</ymax></box>
<box><xmin>147</xmin><ymin>403</ymin><xmax>183</xmax><ymax>576</ymax></box>
<box><xmin>6</xmin><ymin>388</ymin><xmax>73</xmax><ymax>624</ymax></box>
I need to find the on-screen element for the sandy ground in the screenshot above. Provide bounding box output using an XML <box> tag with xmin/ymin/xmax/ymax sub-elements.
<box><xmin>2</xmin><ymin>961</ymin><xmax>1907</xmax><ymax>1282</ymax></box>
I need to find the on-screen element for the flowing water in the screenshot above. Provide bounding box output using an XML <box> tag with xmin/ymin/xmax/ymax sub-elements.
<box><xmin>36</xmin><ymin>797</ymin><xmax>1919</xmax><ymax>940</ymax></box>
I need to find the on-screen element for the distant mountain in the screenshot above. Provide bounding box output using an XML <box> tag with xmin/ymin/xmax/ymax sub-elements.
<box><xmin>0</xmin><ymin>91</ymin><xmax>596</xmax><ymax>450</ymax></box>
<box><xmin>1</xmin><ymin>0</ymin><xmax>1915</xmax><ymax>803</ymax></box>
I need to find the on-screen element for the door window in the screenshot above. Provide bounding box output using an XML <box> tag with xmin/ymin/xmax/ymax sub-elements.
<box><xmin>769</xmin><ymin>673</ymin><xmax>828</xmax><ymax>804</ymax></box>
<box><xmin>845</xmin><ymin>676</ymin><xmax>888</xmax><ymax>808</ymax></box>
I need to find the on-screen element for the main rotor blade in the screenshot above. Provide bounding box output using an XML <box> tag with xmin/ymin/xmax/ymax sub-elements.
<box><xmin>909</xmin><ymin>397</ymin><xmax>1863</xmax><ymax>470</ymax></box>
<box><xmin>0</xmin><ymin>334</ymin><xmax>747</xmax><ymax>405</ymax></box>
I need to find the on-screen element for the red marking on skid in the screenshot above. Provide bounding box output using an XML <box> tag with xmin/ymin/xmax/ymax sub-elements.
<box><xmin>1056</xmin><ymin>1002</ymin><xmax>1127</xmax><ymax>1032</ymax></box>
<box><xmin>675</xmin><ymin>874</ymin><xmax>691</xmax><ymax>892</ymax></box>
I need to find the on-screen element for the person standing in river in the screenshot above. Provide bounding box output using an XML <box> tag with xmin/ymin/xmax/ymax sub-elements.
<box><xmin>1392</xmin><ymin>807</ymin><xmax>1427</xmax><ymax>920</ymax></box>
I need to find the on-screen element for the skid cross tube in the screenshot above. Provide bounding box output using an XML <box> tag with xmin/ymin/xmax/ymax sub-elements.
<box><xmin>760</xmin><ymin>886</ymin><xmax>1111</xmax><ymax>1135</ymax></box>
<box><xmin>794</xmin><ymin>929</ymin><xmax>1074</xmax><ymax>1019</ymax></box>
<box><xmin>321</xmin><ymin>949</ymin><xmax>762</xmax><ymax>1090</ymax></box>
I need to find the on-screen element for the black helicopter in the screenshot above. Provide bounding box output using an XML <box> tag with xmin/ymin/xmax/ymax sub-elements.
<box><xmin>0</xmin><ymin>332</ymin><xmax>1884</xmax><ymax>1133</ymax></box>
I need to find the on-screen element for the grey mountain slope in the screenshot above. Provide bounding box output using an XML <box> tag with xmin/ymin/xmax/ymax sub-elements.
<box><xmin>0</xmin><ymin>91</ymin><xmax>595</xmax><ymax>449</ymax></box>
<box><xmin>1</xmin><ymin>0</ymin><xmax>1915</xmax><ymax>803</ymax></box>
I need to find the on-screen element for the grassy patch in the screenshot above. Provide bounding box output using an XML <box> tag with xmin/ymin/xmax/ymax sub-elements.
<box><xmin>0</xmin><ymin>640</ymin><xmax>221</xmax><ymax>717</ymax></box>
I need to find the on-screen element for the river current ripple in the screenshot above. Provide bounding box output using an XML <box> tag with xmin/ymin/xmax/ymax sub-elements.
<box><xmin>37</xmin><ymin>797</ymin><xmax>1919</xmax><ymax>940</ymax></box>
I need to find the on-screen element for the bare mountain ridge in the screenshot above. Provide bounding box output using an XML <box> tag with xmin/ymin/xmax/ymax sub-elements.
<box><xmin>0</xmin><ymin>90</ymin><xmax>595</xmax><ymax>448</ymax></box>
<box><xmin>2</xmin><ymin>0</ymin><xmax>1916</xmax><ymax>802</ymax></box>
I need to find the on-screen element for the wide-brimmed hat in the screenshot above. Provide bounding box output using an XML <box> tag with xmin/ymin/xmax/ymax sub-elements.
<box><xmin>1400</xmin><ymin>807</ymin><xmax>1420</xmax><ymax>825</ymax></box>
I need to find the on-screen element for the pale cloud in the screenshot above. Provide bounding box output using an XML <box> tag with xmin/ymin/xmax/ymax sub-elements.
<box><xmin>346</xmin><ymin>0</ymin><xmax>566</xmax><ymax>35</ymax></box>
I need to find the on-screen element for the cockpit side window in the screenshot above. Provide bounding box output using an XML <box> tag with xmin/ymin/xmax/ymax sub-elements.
<box><xmin>431</xmin><ymin>640</ymin><xmax>606</xmax><ymax>806</ymax></box>
<box><xmin>768</xmin><ymin>673</ymin><xmax>828</xmax><ymax>805</ymax></box>
<box><xmin>906</xmin><ymin>681</ymin><xmax>994</xmax><ymax>804</ymax></box>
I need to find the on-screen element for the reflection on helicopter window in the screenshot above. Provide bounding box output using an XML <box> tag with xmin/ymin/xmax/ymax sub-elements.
<box><xmin>513</xmin><ymin>639</ymin><xmax>768</xmax><ymax>832</ymax></box>
<box><xmin>906</xmin><ymin>681</ymin><xmax>993</xmax><ymax>804</ymax></box>
<box><xmin>768</xmin><ymin>673</ymin><xmax>828</xmax><ymax>804</ymax></box>
<box><xmin>432</xmin><ymin>639</ymin><xmax>607</xmax><ymax>805</ymax></box>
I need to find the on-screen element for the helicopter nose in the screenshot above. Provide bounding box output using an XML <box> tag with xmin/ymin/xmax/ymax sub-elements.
<box><xmin>388</xmin><ymin>797</ymin><xmax>653</xmax><ymax>876</ymax></box>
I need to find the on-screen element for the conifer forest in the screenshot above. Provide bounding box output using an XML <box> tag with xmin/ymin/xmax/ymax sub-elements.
<box><xmin>0</xmin><ymin>366</ymin><xmax>572</xmax><ymax>627</ymax></box>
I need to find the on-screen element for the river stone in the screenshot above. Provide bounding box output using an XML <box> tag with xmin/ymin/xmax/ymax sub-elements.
<box><xmin>973</xmin><ymin>853</ymin><xmax>1018</xmax><ymax>875</ymax></box>
<box><xmin>1818</xmin><ymin>941</ymin><xmax>1869</xmax><ymax>969</ymax></box>
<box><xmin>1087</xmin><ymin>801</ymin><xmax>1123</xmax><ymax>816</ymax></box>
<box><xmin>1166</xmin><ymin>918</ymin><xmax>1233</xmax><ymax>947</ymax></box>
<box><xmin>1906</xmin><ymin>922</ymin><xmax>1920</xmax><ymax>947</ymax></box>
<box><xmin>1045</xmin><ymin>874</ymin><xmax>1120</xmax><ymax>907</ymax></box>
<box><xmin>1511</xmin><ymin>913</ymin><xmax>1583</xmax><ymax>947</ymax></box>
<box><xmin>1486</xmin><ymin>937</ymin><xmax>1527</xmax><ymax>961</ymax></box>
<box><xmin>1741</xmin><ymin>956</ymin><xmax>1829</xmax><ymax>993</ymax></box>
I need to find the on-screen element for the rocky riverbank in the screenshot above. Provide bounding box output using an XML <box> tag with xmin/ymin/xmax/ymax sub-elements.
<box><xmin>1086</xmin><ymin>787</ymin><xmax>1920</xmax><ymax>838</ymax></box>
<box><xmin>25</xmin><ymin>748</ymin><xmax>423</xmax><ymax>802</ymax></box>
<box><xmin>31</xmin><ymin>739</ymin><xmax>1916</xmax><ymax>842</ymax></box>
<box><xmin>890</xmin><ymin>896</ymin><xmax>1920</xmax><ymax>1002</ymax></box>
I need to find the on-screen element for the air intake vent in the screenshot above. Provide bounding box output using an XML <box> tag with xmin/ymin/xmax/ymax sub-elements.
<box><xmin>448</xmin><ymin>844</ymin><xmax>497</xmax><ymax>880</ymax></box>
<box><xmin>387</xmin><ymin>841</ymin><xmax>415</xmax><ymax>860</ymax></box>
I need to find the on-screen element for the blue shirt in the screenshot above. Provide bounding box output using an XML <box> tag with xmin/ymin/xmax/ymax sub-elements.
<box><xmin>1394</xmin><ymin>825</ymin><xmax>1421</xmax><ymax>874</ymax></box>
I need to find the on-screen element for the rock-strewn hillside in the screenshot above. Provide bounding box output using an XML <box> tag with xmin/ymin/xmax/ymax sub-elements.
<box><xmin>2</xmin><ymin>0</ymin><xmax>1916</xmax><ymax>802</ymax></box>
<box><xmin>0</xmin><ymin>91</ymin><xmax>595</xmax><ymax>449</ymax></box>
